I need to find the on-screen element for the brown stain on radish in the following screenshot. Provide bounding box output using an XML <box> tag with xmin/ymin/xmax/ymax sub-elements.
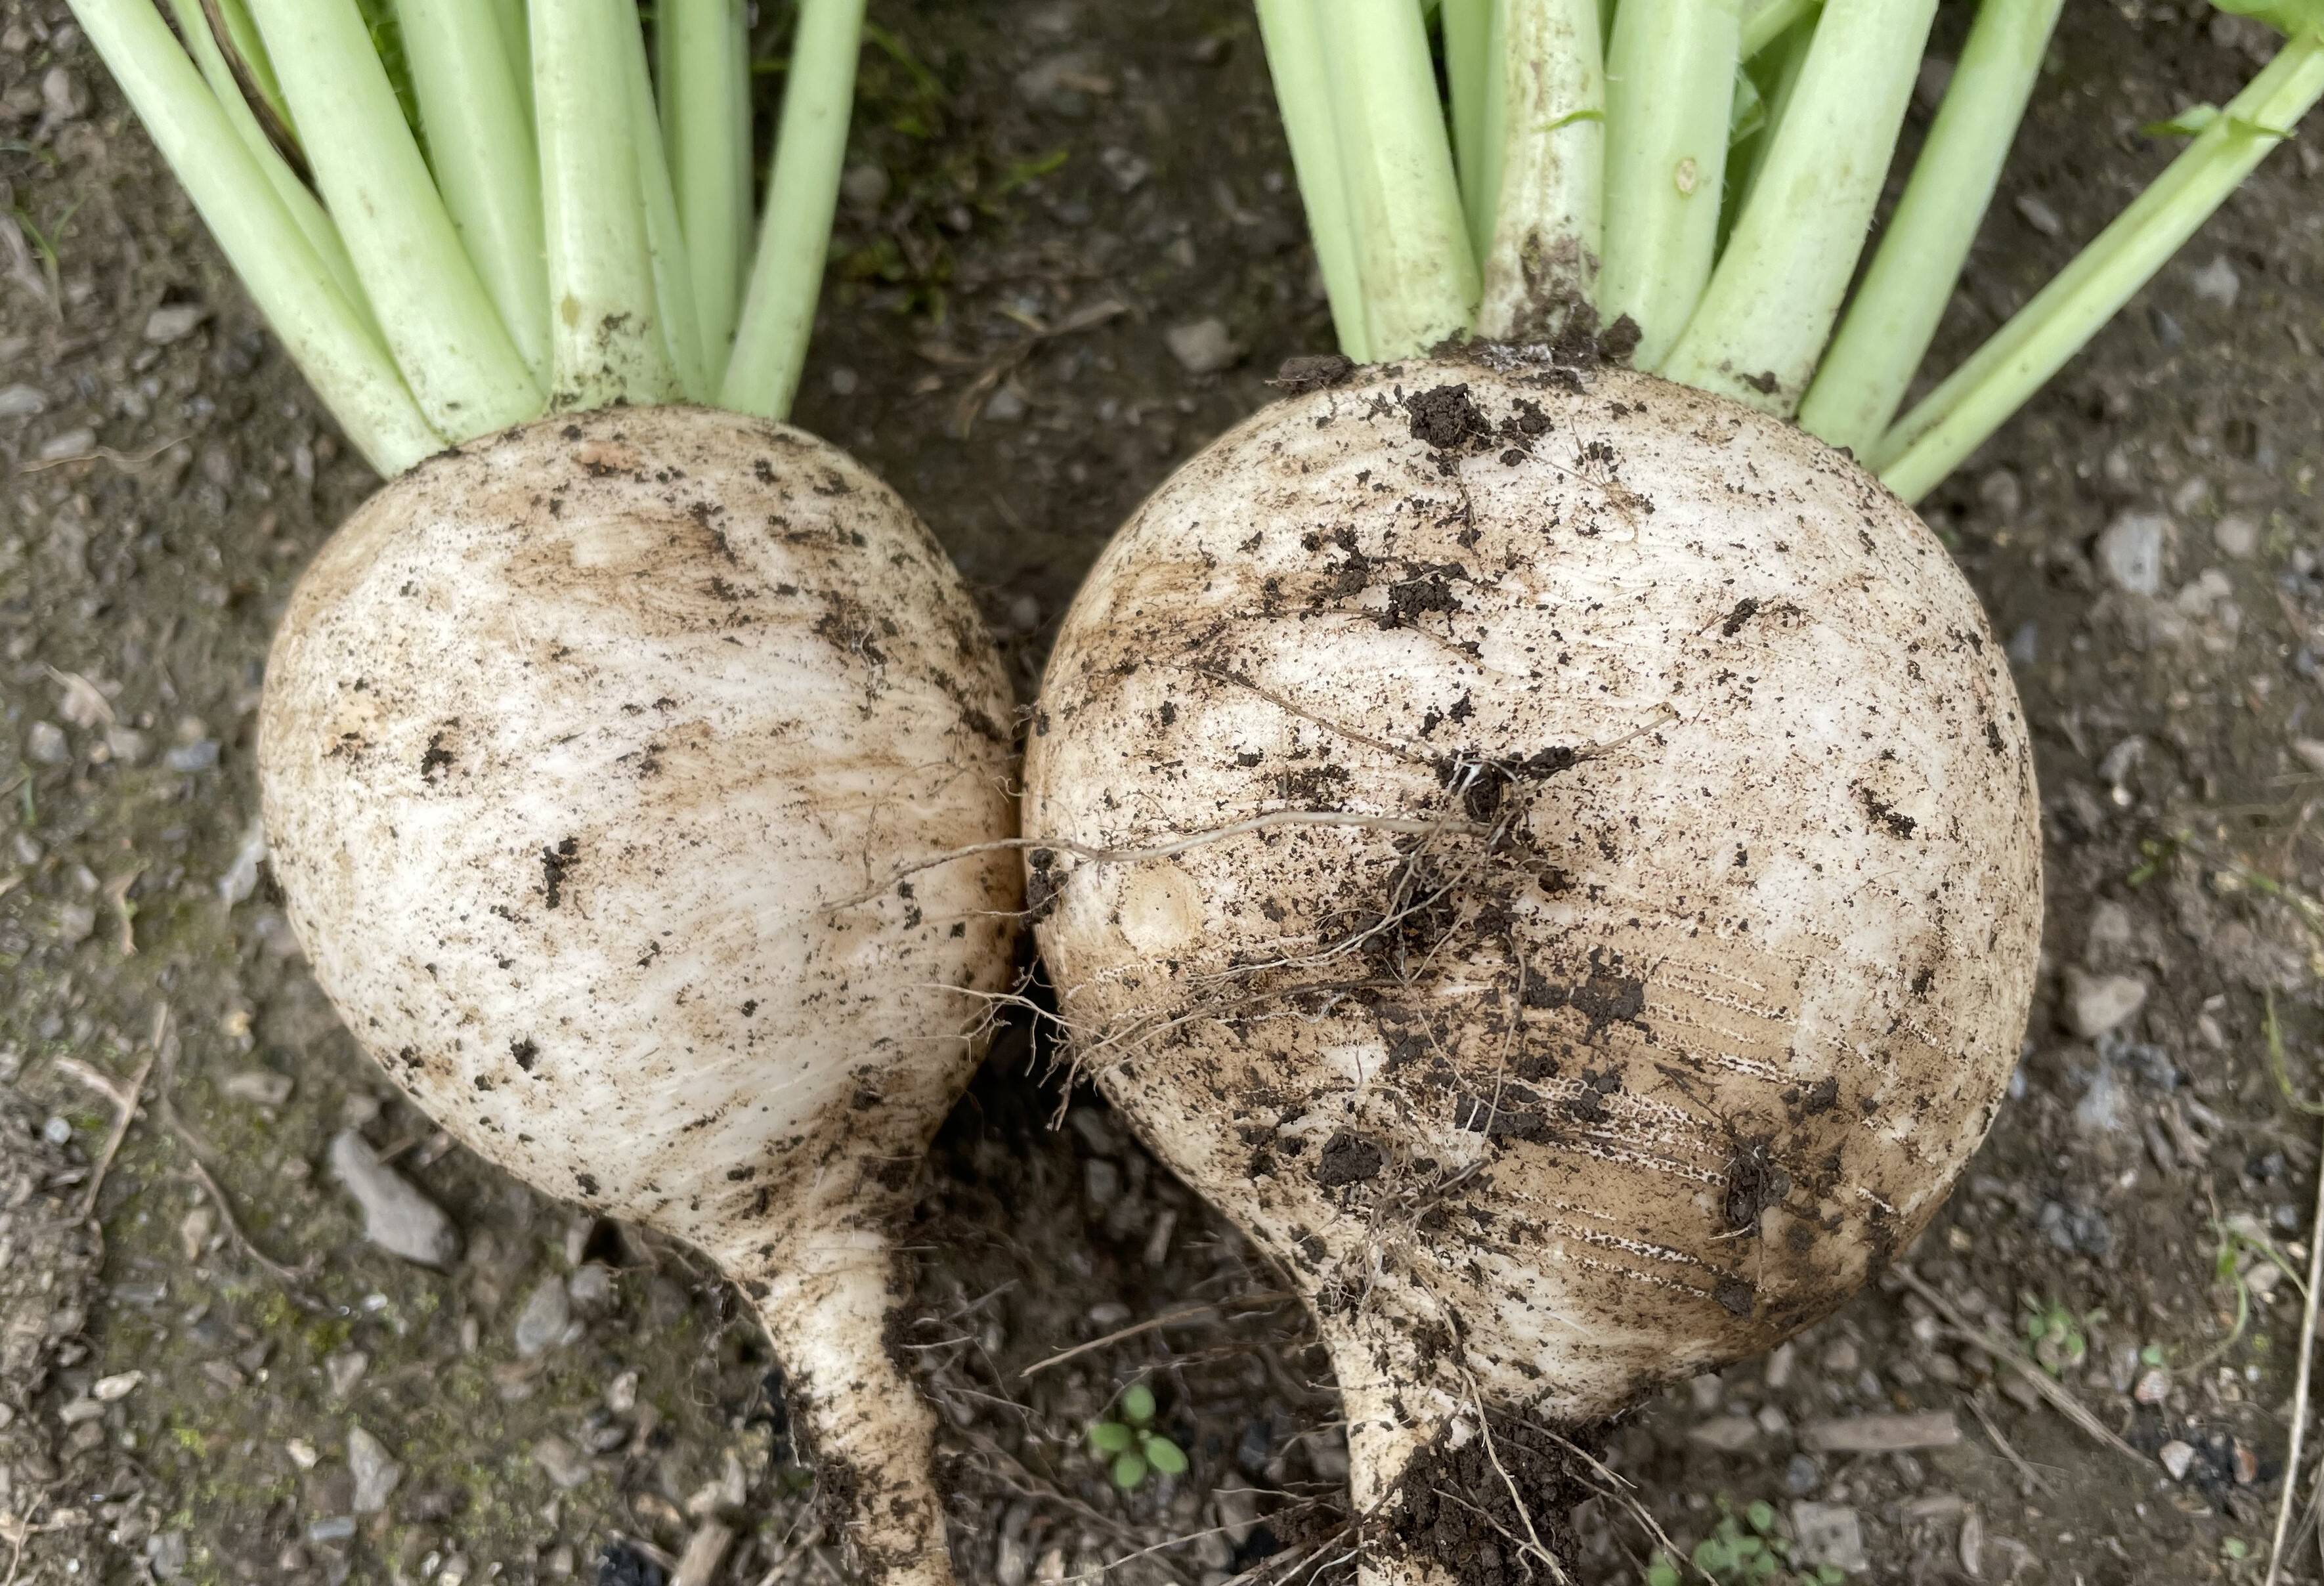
<box><xmin>1025</xmin><ymin>358</ymin><xmax>2042</xmax><ymax>1459</ymax></box>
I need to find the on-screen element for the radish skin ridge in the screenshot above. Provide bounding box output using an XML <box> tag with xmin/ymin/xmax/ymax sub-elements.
<box><xmin>65</xmin><ymin>1</ymin><xmax>1014</xmax><ymax>1575</ymax></box>
<box><xmin>1027</xmin><ymin>358</ymin><xmax>2044</xmax><ymax>1583</ymax></box>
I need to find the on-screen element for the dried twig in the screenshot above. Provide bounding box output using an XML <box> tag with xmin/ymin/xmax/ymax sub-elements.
<box><xmin>150</xmin><ymin>1004</ymin><xmax>326</xmax><ymax>1308</ymax></box>
<box><xmin>1021</xmin><ymin>1290</ymin><xmax>1295</xmax><ymax>1378</ymax></box>
<box><xmin>1889</xmin><ymin>1265</ymin><xmax>2150</xmax><ymax>1469</ymax></box>
<box><xmin>2266</xmin><ymin>1111</ymin><xmax>2324</xmax><ymax>1586</ymax></box>
<box><xmin>1962</xmin><ymin>1390</ymin><xmax>2056</xmax><ymax>1496</ymax></box>
<box><xmin>54</xmin><ymin>1040</ymin><xmax>156</xmax><ymax>1224</ymax></box>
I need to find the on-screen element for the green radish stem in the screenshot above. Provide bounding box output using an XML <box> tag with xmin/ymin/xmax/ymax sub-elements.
<box><xmin>1877</xmin><ymin>29</ymin><xmax>2324</xmax><ymax>498</ymax></box>
<box><xmin>161</xmin><ymin>0</ymin><xmax>371</xmax><ymax>325</ymax></box>
<box><xmin>723</xmin><ymin>0</ymin><xmax>869</xmax><ymax>419</ymax></box>
<box><xmin>1254</xmin><ymin>0</ymin><xmax>1371</xmax><ymax>360</ymax></box>
<box><xmin>1597</xmin><ymin>0</ymin><xmax>1742</xmax><ymax>367</ymax></box>
<box><xmin>1660</xmin><ymin>0</ymin><xmax>1938</xmax><ymax>412</ymax></box>
<box><xmin>68</xmin><ymin>0</ymin><xmax>439</xmax><ymax>473</ymax></box>
<box><xmin>1799</xmin><ymin>0</ymin><xmax>2064</xmax><ymax>456</ymax></box>
<box><xmin>73</xmin><ymin>0</ymin><xmax>875</xmax><ymax>464</ymax></box>
<box><xmin>1255</xmin><ymin>0</ymin><xmax>2322</xmax><ymax>503</ymax></box>
<box><xmin>533</xmin><ymin>0</ymin><xmax>681</xmax><ymax>408</ymax></box>
<box><xmin>660</xmin><ymin>0</ymin><xmax>754</xmax><ymax>384</ymax></box>
<box><xmin>246</xmin><ymin>0</ymin><xmax>541</xmax><ymax>436</ymax></box>
<box><xmin>1318</xmin><ymin>0</ymin><xmax>1479</xmax><ymax>358</ymax></box>
<box><xmin>1474</xmin><ymin>0</ymin><xmax>1606</xmax><ymax>340</ymax></box>
<box><xmin>391</xmin><ymin>0</ymin><xmax>549</xmax><ymax>384</ymax></box>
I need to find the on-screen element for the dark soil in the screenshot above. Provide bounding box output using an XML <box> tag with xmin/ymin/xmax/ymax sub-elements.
<box><xmin>5</xmin><ymin>2</ymin><xmax>2324</xmax><ymax>1584</ymax></box>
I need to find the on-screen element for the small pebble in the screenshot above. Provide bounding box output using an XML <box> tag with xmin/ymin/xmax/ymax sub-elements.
<box><xmin>2094</xmin><ymin>511</ymin><xmax>2168</xmax><ymax>597</ymax></box>
<box><xmin>2013</xmin><ymin>193</ymin><xmax>2064</xmax><ymax>237</ymax></box>
<box><xmin>531</xmin><ymin>1434</ymin><xmax>590</xmax><ymax>1490</ymax></box>
<box><xmin>1790</xmin><ymin>1502</ymin><xmax>1869</xmax><ymax>1572</ymax></box>
<box><xmin>163</xmin><ymin>739</ymin><xmax>220</xmax><ymax>772</ymax></box>
<box><xmin>0</xmin><ymin>383</ymin><xmax>45</xmax><ymax>419</ymax></box>
<box><xmin>143</xmin><ymin>304</ymin><xmax>209</xmax><ymax>345</ymax></box>
<box><xmin>2189</xmin><ymin>255</ymin><xmax>2241</xmax><ymax>309</ymax></box>
<box><xmin>41</xmin><ymin>65</ymin><xmax>87</xmax><ymax>121</ymax></box>
<box><xmin>514</xmin><ymin>1273</ymin><xmax>576</xmax><ymax>1358</ymax></box>
<box><xmin>2061</xmin><ymin>968</ymin><xmax>2148</xmax><ymax>1040</ymax></box>
<box><xmin>347</xmin><ymin>1425</ymin><xmax>402</xmax><ymax>1514</ymax></box>
<box><xmin>221</xmin><ymin>1069</ymin><xmax>294</xmax><ymax>1107</ymax></box>
<box><xmin>1687</xmin><ymin>1415</ymin><xmax>1757</xmax><ymax>1452</ymax></box>
<box><xmin>2214</xmin><ymin>513</ymin><xmax>2260</xmax><ymax>559</ymax></box>
<box><xmin>839</xmin><ymin>163</ymin><xmax>890</xmax><ymax>209</ymax></box>
<box><xmin>2134</xmin><ymin>1367</ymin><xmax>2170</xmax><ymax>1405</ymax></box>
<box><xmin>2160</xmin><ymin>1440</ymin><xmax>2195</xmax><ymax>1480</ymax></box>
<box><xmin>326</xmin><ymin>1350</ymin><xmax>368</xmax><ymax>1398</ymax></box>
<box><xmin>329</xmin><ymin>1129</ymin><xmax>461</xmax><ymax>1268</ymax></box>
<box><xmin>1784</xmin><ymin>1453</ymin><xmax>1822</xmax><ymax>1495</ymax></box>
<box><xmin>27</xmin><ymin>720</ymin><xmax>68</xmax><ymax>765</ymax></box>
<box><xmin>1165</xmin><ymin>318</ymin><xmax>1239</xmax><ymax>375</ymax></box>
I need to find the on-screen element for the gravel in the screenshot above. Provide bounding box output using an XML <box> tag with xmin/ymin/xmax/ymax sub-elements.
<box><xmin>328</xmin><ymin>1129</ymin><xmax>461</xmax><ymax>1268</ymax></box>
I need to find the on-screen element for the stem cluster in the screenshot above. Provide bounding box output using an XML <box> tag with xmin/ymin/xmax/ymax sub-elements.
<box><xmin>66</xmin><ymin>0</ymin><xmax>871</xmax><ymax>475</ymax></box>
<box><xmin>1262</xmin><ymin>0</ymin><xmax>2324</xmax><ymax>501</ymax></box>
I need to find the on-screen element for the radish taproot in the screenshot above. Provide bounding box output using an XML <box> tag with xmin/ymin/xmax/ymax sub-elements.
<box><xmin>1026</xmin><ymin>3</ymin><xmax>2321</xmax><ymax>1577</ymax></box>
<box><xmin>68</xmin><ymin>1</ymin><xmax>1013</xmax><ymax>1576</ymax></box>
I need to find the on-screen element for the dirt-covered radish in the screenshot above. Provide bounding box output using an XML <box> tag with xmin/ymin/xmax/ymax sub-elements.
<box><xmin>262</xmin><ymin>406</ymin><xmax>1015</xmax><ymax>1579</ymax></box>
<box><xmin>1028</xmin><ymin>1</ymin><xmax>2321</xmax><ymax>1578</ymax></box>
<box><xmin>1027</xmin><ymin>358</ymin><xmax>2038</xmax><ymax>1578</ymax></box>
<box><xmin>70</xmin><ymin>0</ymin><xmax>1013</xmax><ymax>1575</ymax></box>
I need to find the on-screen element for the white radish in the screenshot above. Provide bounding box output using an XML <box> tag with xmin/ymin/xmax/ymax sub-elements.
<box><xmin>261</xmin><ymin>406</ymin><xmax>1016</xmax><ymax>1581</ymax></box>
<box><xmin>70</xmin><ymin>0</ymin><xmax>1018</xmax><ymax>1573</ymax></box>
<box><xmin>1025</xmin><ymin>358</ymin><xmax>2040</xmax><ymax>1581</ymax></box>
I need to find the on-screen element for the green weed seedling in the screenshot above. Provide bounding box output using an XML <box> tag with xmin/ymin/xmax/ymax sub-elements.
<box><xmin>1087</xmin><ymin>1380</ymin><xmax>1188</xmax><ymax>1491</ymax></box>
<box><xmin>1644</xmin><ymin>1497</ymin><xmax>1848</xmax><ymax>1586</ymax></box>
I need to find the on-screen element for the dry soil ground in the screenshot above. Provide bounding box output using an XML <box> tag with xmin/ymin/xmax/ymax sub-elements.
<box><xmin>5</xmin><ymin>3</ymin><xmax>2324</xmax><ymax>1585</ymax></box>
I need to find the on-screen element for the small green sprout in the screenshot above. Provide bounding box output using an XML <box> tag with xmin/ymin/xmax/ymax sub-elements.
<box><xmin>2023</xmin><ymin>1299</ymin><xmax>2088</xmax><ymax>1376</ymax></box>
<box><xmin>1087</xmin><ymin>1380</ymin><xmax>1188</xmax><ymax>1491</ymax></box>
<box><xmin>1651</xmin><ymin>1497</ymin><xmax>1851</xmax><ymax>1586</ymax></box>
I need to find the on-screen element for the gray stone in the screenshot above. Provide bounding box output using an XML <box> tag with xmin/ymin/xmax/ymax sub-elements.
<box><xmin>2160</xmin><ymin>1439</ymin><xmax>2195</xmax><ymax>1480</ymax></box>
<box><xmin>328</xmin><ymin>1130</ymin><xmax>460</xmax><ymax>1268</ymax></box>
<box><xmin>531</xmin><ymin>1434</ymin><xmax>590</xmax><ymax>1490</ymax></box>
<box><xmin>221</xmin><ymin>1069</ymin><xmax>293</xmax><ymax>1107</ymax></box>
<box><xmin>40</xmin><ymin>66</ymin><xmax>87</xmax><ymax>121</ymax></box>
<box><xmin>347</xmin><ymin>1425</ymin><xmax>402</xmax><ymax>1514</ymax></box>
<box><xmin>325</xmin><ymin>1349</ymin><xmax>368</xmax><ymax>1398</ymax></box>
<box><xmin>2096</xmin><ymin>511</ymin><xmax>2168</xmax><ymax>597</ymax></box>
<box><xmin>514</xmin><ymin>1274</ymin><xmax>574</xmax><ymax>1357</ymax></box>
<box><xmin>1165</xmin><ymin>318</ymin><xmax>1239</xmax><ymax>375</ymax></box>
<box><xmin>1687</xmin><ymin>1415</ymin><xmax>1757</xmax><ymax>1452</ymax></box>
<box><xmin>1790</xmin><ymin>1503</ymin><xmax>1869</xmax><ymax>1572</ymax></box>
<box><xmin>566</xmin><ymin>1262</ymin><xmax>615</xmax><ymax>1312</ymax></box>
<box><xmin>0</xmin><ymin>383</ymin><xmax>45</xmax><ymax>419</ymax></box>
<box><xmin>26</xmin><ymin>720</ymin><xmax>67</xmax><ymax>765</ymax></box>
<box><xmin>2189</xmin><ymin>255</ymin><xmax>2241</xmax><ymax>309</ymax></box>
<box><xmin>2061</xmin><ymin>968</ymin><xmax>2148</xmax><ymax>1039</ymax></box>
<box><xmin>2013</xmin><ymin>194</ymin><xmax>2063</xmax><ymax>238</ymax></box>
<box><xmin>143</xmin><ymin>305</ymin><xmax>209</xmax><ymax>345</ymax></box>
<box><xmin>840</xmin><ymin>163</ymin><xmax>890</xmax><ymax>209</ymax></box>
<box><xmin>2214</xmin><ymin>513</ymin><xmax>2260</xmax><ymax>559</ymax></box>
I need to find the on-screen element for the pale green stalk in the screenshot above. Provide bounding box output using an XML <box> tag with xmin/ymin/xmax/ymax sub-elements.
<box><xmin>1723</xmin><ymin>12</ymin><xmax>1814</xmax><ymax>235</ymax></box>
<box><xmin>1661</xmin><ymin>0</ymin><xmax>1937</xmax><ymax>411</ymax></box>
<box><xmin>161</xmin><ymin>0</ymin><xmax>369</xmax><ymax>322</ymax></box>
<box><xmin>622</xmin><ymin>24</ymin><xmax>713</xmax><ymax>403</ymax></box>
<box><xmin>205</xmin><ymin>0</ymin><xmax>291</xmax><ymax>139</ymax></box>
<box><xmin>1441</xmin><ymin>0</ymin><xmax>1497</xmax><ymax>259</ymax></box>
<box><xmin>62</xmin><ymin>0</ymin><xmax>440</xmax><ymax>473</ymax></box>
<box><xmin>496</xmin><ymin>0</ymin><xmax>531</xmax><ymax>122</ymax></box>
<box><xmin>1597</xmin><ymin>0</ymin><xmax>1742</xmax><ymax>366</ymax></box>
<box><xmin>395</xmin><ymin>0</ymin><xmax>550</xmax><ymax>383</ymax></box>
<box><xmin>723</xmin><ymin>0</ymin><xmax>867</xmax><ymax>419</ymax></box>
<box><xmin>1317</xmin><ymin>0</ymin><xmax>1477</xmax><ymax>358</ymax></box>
<box><xmin>1799</xmin><ymin>0</ymin><xmax>2064</xmax><ymax>456</ymax></box>
<box><xmin>1253</xmin><ymin>0</ymin><xmax>1370</xmax><ymax>360</ymax></box>
<box><xmin>246</xmin><ymin>0</ymin><xmax>540</xmax><ymax>439</ymax></box>
<box><xmin>1476</xmin><ymin>0</ymin><xmax>1606</xmax><ymax>338</ymax></box>
<box><xmin>662</xmin><ymin>0</ymin><xmax>754</xmax><ymax>383</ymax></box>
<box><xmin>532</xmin><ymin>0</ymin><xmax>681</xmax><ymax>408</ymax></box>
<box><xmin>1878</xmin><ymin>32</ymin><xmax>2324</xmax><ymax>502</ymax></box>
<box><xmin>1741</xmin><ymin>0</ymin><xmax>1817</xmax><ymax>58</ymax></box>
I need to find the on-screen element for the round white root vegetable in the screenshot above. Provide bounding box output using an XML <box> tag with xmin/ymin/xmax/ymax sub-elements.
<box><xmin>1025</xmin><ymin>357</ymin><xmax>2040</xmax><ymax>1581</ymax></box>
<box><xmin>261</xmin><ymin>406</ymin><xmax>1018</xmax><ymax>1584</ymax></box>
